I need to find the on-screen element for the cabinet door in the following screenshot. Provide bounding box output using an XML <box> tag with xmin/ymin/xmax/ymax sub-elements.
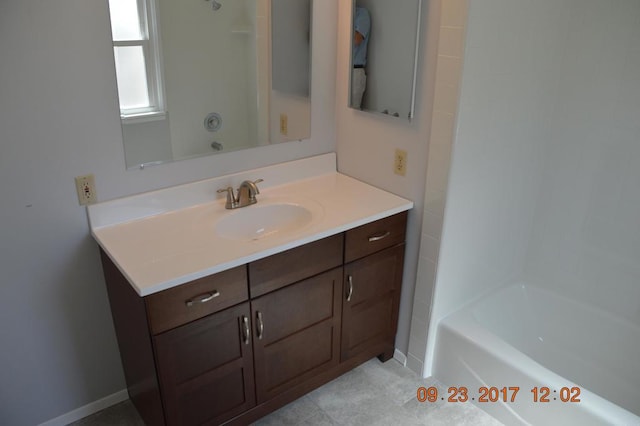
<box><xmin>341</xmin><ymin>244</ymin><xmax>405</xmax><ymax>361</ymax></box>
<box><xmin>251</xmin><ymin>268</ymin><xmax>343</xmax><ymax>403</ymax></box>
<box><xmin>153</xmin><ymin>303</ymin><xmax>255</xmax><ymax>426</ymax></box>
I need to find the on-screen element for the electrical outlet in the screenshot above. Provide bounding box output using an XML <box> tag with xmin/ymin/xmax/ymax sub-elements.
<box><xmin>75</xmin><ymin>174</ymin><xmax>97</xmax><ymax>205</ymax></box>
<box><xmin>280</xmin><ymin>113</ymin><xmax>288</xmax><ymax>136</ymax></box>
<box><xmin>394</xmin><ymin>149</ymin><xmax>407</xmax><ymax>176</ymax></box>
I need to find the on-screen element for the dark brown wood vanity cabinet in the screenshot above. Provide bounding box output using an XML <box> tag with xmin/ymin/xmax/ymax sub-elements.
<box><xmin>342</xmin><ymin>213</ymin><xmax>407</xmax><ymax>362</ymax></box>
<box><xmin>101</xmin><ymin>211</ymin><xmax>407</xmax><ymax>426</ymax></box>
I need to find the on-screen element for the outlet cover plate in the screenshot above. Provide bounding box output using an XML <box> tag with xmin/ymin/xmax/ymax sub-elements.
<box><xmin>75</xmin><ymin>174</ymin><xmax>97</xmax><ymax>205</ymax></box>
<box><xmin>394</xmin><ymin>149</ymin><xmax>407</xmax><ymax>176</ymax></box>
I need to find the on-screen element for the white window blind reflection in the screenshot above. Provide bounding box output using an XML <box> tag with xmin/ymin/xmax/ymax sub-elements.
<box><xmin>108</xmin><ymin>0</ymin><xmax>143</xmax><ymax>41</ymax></box>
<box><xmin>114</xmin><ymin>46</ymin><xmax>150</xmax><ymax>110</ymax></box>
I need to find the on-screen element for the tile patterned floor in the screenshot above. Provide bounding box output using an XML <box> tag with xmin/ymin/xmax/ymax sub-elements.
<box><xmin>71</xmin><ymin>359</ymin><xmax>503</xmax><ymax>426</ymax></box>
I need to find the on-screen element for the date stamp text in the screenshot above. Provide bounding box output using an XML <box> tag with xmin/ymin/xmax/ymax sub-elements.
<box><xmin>416</xmin><ymin>386</ymin><xmax>581</xmax><ymax>404</ymax></box>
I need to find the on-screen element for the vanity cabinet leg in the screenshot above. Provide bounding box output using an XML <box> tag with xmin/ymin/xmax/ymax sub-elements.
<box><xmin>377</xmin><ymin>346</ymin><xmax>395</xmax><ymax>362</ymax></box>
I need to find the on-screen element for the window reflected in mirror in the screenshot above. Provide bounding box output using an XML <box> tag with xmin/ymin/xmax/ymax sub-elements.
<box><xmin>107</xmin><ymin>0</ymin><xmax>313</xmax><ymax>169</ymax></box>
<box><xmin>109</xmin><ymin>0</ymin><xmax>165</xmax><ymax>118</ymax></box>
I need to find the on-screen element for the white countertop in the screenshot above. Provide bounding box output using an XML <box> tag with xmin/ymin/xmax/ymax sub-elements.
<box><xmin>89</xmin><ymin>154</ymin><xmax>413</xmax><ymax>296</ymax></box>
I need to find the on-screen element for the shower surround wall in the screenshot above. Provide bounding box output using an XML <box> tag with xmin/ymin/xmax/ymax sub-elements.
<box><xmin>425</xmin><ymin>0</ymin><xmax>640</xmax><ymax>374</ymax></box>
<box><xmin>406</xmin><ymin>0</ymin><xmax>467</xmax><ymax>375</ymax></box>
<box><xmin>160</xmin><ymin>0</ymin><xmax>259</xmax><ymax>158</ymax></box>
<box><xmin>524</xmin><ymin>1</ymin><xmax>640</xmax><ymax>326</ymax></box>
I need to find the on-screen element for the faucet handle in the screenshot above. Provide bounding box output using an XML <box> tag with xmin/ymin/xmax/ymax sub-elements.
<box><xmin>246</xmin><ymin>179</ymin><xmax>263</xmax><ymax>200</ymax></box>
<box><xmin>217</xmin><ymin>186</ymin><xmax>237</xmax><ymax>209</ymax></box>
<box><xmin>252</xmin><ymin>179</ymin><xmax>264</xmax><ymax>194</ymax></box>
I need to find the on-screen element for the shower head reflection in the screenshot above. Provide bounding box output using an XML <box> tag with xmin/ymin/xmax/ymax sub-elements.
<box><xmin>206</xmin><ymin>0</ymin><xmax>222</xmax><ymax>11</ymax></box>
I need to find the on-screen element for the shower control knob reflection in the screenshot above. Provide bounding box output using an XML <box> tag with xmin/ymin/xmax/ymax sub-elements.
<box><xmin>204</xmin><ymin>112</ymin><xmax>222</xmax><ymax>132</ymax></box>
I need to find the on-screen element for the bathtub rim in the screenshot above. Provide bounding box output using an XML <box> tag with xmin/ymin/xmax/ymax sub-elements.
<box><xmin>435</xmin><ymin>282</ymin><xmax>640</xmax><ymax>426</ymax></box>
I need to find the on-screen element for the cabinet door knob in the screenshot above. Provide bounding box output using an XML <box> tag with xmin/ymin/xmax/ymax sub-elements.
<box><xmin>185</xmin><ymin>290</ymin><xmax>220</xmax><ymax>307</ymax></box>
<box><xmin>256</xmin><ymin>311</ymin><xmax>264</xmax><ymax>340</ymax></box>
<box><xmin>346</xmin><ymin>275</ymin><xmax>354</xmax><ymax>302</ymax></box>
<box><xmin>368</xmin><ymin>231</ymin><xmax>391</xmax><ymax>242</ymax></box>
<box><xmin>241</xmin><ymin>315</ymin><xmax>250</xmax><ymax>345</ymax></box>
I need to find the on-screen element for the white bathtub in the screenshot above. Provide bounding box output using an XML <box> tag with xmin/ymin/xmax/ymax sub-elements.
<box><xmin>433</xmin><ymin>284</ymin><xmax>640</xmax><ymax>425</ymax></box>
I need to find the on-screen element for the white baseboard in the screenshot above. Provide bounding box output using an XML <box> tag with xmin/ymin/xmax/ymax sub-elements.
<box><xmin>393</xmin><ymin>348</ymin><xmax>408</xmax><ymax>366</ymax></box>
<box><xmin>38</xmin><ymin>389</ymin><xmax>128</xmax><ymax>426</ymax></box>
<box><xmin>406</xmin><ymin>353</ymin><xmax>425</xmax><ymax>377</ymax></box>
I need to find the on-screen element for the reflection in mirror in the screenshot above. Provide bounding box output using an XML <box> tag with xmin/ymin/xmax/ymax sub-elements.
<box><xmin>107</xmin><ymin>0</ymin><xmax>312</xmax><ymax>169</ymax></box>
<box><xmin>349</xmin><ymin>0</ymin><xmax>422</xmax><ymax>120</ymax></box>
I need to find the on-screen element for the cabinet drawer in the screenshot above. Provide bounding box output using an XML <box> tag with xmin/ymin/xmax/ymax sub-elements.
<box><xmin>145</xmin><ymin>266</ymin><xmax>248</xmax><ymax>335</ymax></box>
<box><xmin>249</xmin><ymin>234</ymin><xmax>343</xmax><ymax>298</ymax></box>
<box><xmin>345</xmin><ymin>212</ymin><xmax>407</xmax><ymax>263</ymax></box>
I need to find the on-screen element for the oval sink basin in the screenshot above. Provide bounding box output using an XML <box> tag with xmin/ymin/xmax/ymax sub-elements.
<box><xmin>215</xmin><ymin>203</ymin><xmax>314</xmax><ymax>241</ymax></box>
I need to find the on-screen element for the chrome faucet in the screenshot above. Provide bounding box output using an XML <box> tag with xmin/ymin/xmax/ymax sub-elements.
<box><xmin>217</xmin><ymin>179</ymin><xmax>263</xmax><ymax>209</ymax></box>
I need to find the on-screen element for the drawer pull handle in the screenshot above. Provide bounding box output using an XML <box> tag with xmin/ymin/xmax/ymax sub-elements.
<box><xmin>256</xmin><ymin>311</ymin><xmax>264</xmax><ymax>340</ymax></box>
<box><xmin>368</xmin><ymin>231</ymin><xmax>391</xmax><ymax>242</ymax></box>
<box><xmin>346</xmin><ymin>275</ymin><xmax>353</xmax><ymax>302</ymax></box>
<box><xmin>185</xmin><ymin>291</ymin><xmax>220</xmax><ymax>307</ymax></box>
<box><xmin>241</xmin><ymin>316</ymin><xmax>250</xmax><ymax>345</ymax></box>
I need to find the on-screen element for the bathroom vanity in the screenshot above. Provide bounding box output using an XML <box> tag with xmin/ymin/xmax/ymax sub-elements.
<box><xmin>89</xmin><ymin>154</ymin><xmax>412</xmax><ymax>425</ymax></box>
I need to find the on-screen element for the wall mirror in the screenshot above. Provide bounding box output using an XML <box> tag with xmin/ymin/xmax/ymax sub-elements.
<box><xmin>349</xmin><ymin>0</ymin><xmax>422</xmax><ymax>121</ymax></box>
<box><xmin>107</xmin><ymin>0</ymin><xmax>312</xmax><ymax>169</ymax></box>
